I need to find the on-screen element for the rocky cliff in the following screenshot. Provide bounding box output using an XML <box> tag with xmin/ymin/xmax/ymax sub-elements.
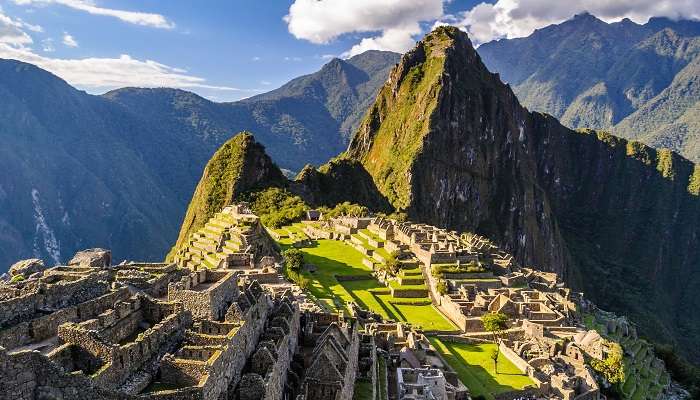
<box><xmin>346</xmin><ymin>26</ymin><xmax>700</xmax><ymax>362</ymax></box>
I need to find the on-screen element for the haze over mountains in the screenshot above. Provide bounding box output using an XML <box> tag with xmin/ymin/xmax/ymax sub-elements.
<box><xmin>0</xmin><ymin>51</ymin><xmax>399</xmax><ymax>270</ymax></box>
<box><xmin>479</xmin><ymin>12</ymin><xmax>700</xmax><ymax>162</ymax></box>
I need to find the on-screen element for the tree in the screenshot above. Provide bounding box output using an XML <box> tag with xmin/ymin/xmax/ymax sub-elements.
<box><xmin>591</xmin><ymin>341</ymin><xmax>626</xmax><ymax>384</ymax></box>
<box><xmin>385</xmin><ymin>251</ymin><xmax>402</xmax><ymax>275</ymax></box>
<box><xmin>283</xmin><ymin>248</ymin><xmax>304</xmax><ymax>274</ymax></box>
<box><xmin>482</xmin><ymin>312</ymin><xmax>509</xmax><ymax>343</ymax></box>
<box><xmin>490</xmin><ymin>348</ymin><xmax>500</xmax><ymax>374</ymax></box>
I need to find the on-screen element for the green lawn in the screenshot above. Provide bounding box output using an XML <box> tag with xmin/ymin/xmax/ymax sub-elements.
<box><xmin>276</xmin><ymin>235</ymin><xmax>457</xmax><ymax>332</ymax></box>
<box><xmin>430</xmin><ymin>338</ymin><xmax>534</xmax><ymax>400</ymax></box>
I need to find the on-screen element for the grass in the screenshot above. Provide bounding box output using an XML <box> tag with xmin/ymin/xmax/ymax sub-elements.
<box><xmin>430</xmin><ymin>338</ymin><xmax>534</xmax><ymax>400</ymax></box>
<box><xmin>275</xmin><ymin>234</ymin><xmax>457</xmax><ymax>332</ymax></box>
<box><xmin>353</xmin><ymin>379</ymin><xmax>373</xmax><ymax>400</ymax></box>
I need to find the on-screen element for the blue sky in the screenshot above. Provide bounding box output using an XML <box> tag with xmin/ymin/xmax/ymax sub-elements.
<box><xmin>0</xmin><ymin>0</ymin><xmax>697</xmax><ymax>101</ymax></box>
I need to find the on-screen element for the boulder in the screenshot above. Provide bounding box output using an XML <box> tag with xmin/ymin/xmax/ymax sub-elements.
<box><xmin>69</xmin><ymin>248</ymin><xmax>112</xmax><ymax>269</ymax></box>
<box><xmin>28</xmin><ymin>272</ymin><xmax>44</xmax><ymax>280</ymax></box>
<box><xmin>9</xmin><ymin>258</ymin><xmax>45</xmax><ymax>277</ymax></box>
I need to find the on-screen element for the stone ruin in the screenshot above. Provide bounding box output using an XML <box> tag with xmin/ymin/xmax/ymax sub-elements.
<box><xmin>1</xmin><ymin>205</ymin><xmax>680</xmax><ymax>400</ymax></box>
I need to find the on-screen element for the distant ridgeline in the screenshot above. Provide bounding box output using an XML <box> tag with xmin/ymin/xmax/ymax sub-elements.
<box><xmin>170</xmin><ymin>26</ymin><xmax>700</xmax><ymax>372</ymax></box>
<box><xmin>0</xmin><ymin>50</ymin><xmax>400</xmax><ymax>272</ymax></box>
<box><xmin>478</xmin><ymin>13</ymin><xmax>700</xmax><ymax>164</ymax></box>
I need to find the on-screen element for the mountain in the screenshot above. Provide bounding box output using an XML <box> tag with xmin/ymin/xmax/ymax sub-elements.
<box><xmin>105</xmin><ymin>50</ymin><xmax>401</xmax><ymax>170</ymax></box>
<box><xmin>175</xmin><ymin>26</ymin><xmax>700</xmax><ymax>363</ymax></box>
<box><xmin>477</xmin><ymin>13</ymin><xmax>700</xmax><ymax>162</ymax></box>
<box><xmin>167</xmin><ymin>132</ymin><xmax>286</xmax><ymax>258</ymax></box>
<box><xmin>338</xmin><ymin>27</ymin><xmax>700</xmax><ymax>362</ymax></box>
<box><xmin>0</xmin><ymin>51</ymin><xmax>398</xmax><ymax>271</ymax></box>
<box><xmin>0</xmin><ymin>60</ymin><xmax>183</xmax><ymax>269</ymax></box>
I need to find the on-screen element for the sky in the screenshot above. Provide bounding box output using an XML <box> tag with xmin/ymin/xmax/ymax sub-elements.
<box><xmin>0</xmin><ymin>0</ymin><xmax>698</xmax><ymax>102</ymax></box>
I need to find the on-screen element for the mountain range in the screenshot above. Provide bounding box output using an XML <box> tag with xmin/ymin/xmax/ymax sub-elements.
<box><xmin>173</xmin><ymin>26</ymin><xmax>700</xmax><ymax>365</ymax></box>
<box><xmin>0</xmin><ymin>51</ymin><xmax>399</xmax><ymax>270</ymax></box>
<box><xmin>478</xmin><ymin>12</ymin><xmax>700</xmax><ymax>162</ymax></box>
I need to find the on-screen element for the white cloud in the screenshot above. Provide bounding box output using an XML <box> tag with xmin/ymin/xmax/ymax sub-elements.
<box><xmin>444</xmin><ymin>0</ymin><xmax>700</xmax><ymax>45</ymax></box>
<box><xmin>284</xmin><ymin>56</ymin><xmax>302</xmax><ymax>62</ymax></box>
<box><xmin>0</xmin><ymin>9</ymin><xmax>37</xmax><ymax>45</ymax></box>
<box><xmin>251</xmin><ymin>56</ymin><xmax>261</xmax><ymax>61</ymax></box>
<box><xmin>41</xmin><ymin>37</ymin><xmax>54</xmax><ymax>52</ymax></box>
<box><xmin>62</xmin><ymin>32</ymin><xmax>77</xmax><ymax>47</ymax></box>
<box><xmin>13</xmin><ymin>0</ymin><xmax>175</xmax><ymax>29</ymax></box>
<box><xmin>285</xmin><ymin>0</ymin><xmax>443</xmax><ymax>56</ymax></box>
<box><xmin>0</xmin><ymin>43</ymin><xmax>244</xmax><ymax>93</ymax></box>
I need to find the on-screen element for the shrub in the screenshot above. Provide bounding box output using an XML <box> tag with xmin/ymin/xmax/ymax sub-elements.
<box><xmin>319</xmin><ymin>202</ymin><xmax>369</xmax><ymax>219</ymax></box>
<box><xmin>245</xmin><ymin>187</ymin><xmax>308</xmax><ymax>228</ymax></box>
<box><xmin>590</xmin><ymin>341</ymin><xmax>626</xmax><ymax>384</ymax></box>
<box><xmin>431</xmin><ymin>261</ymin><xmax>486</xmax><ymax>278</ymax></box>
<box><xmin>385</xmin><ymin>251</ymin><xmax>402</xmax><ymax>275</ymax></box>
<box><xmin>10</xmin><ymin>274</ymin><xmax>25</xmax><ymax>283</ymax></box>
<box><xmin>436</xmin><ymin>280</ymin><xmax>448</xmax><ymax>295</ymax></box>
<box><xmin>283</xmin><ymin>248</ymin><xmax>304</xmax><ymax>274</ymax></box>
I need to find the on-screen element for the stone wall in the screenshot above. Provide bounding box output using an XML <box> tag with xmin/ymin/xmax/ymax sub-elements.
<box><xmin>168</xmin><ymin>270</ymin><xmax>239</xmax><ymax>320</ymax></box>
<box><xmin>0</xmin><ymin>270</ymin><xmax>111</xmax><ymax>329</ymax></box>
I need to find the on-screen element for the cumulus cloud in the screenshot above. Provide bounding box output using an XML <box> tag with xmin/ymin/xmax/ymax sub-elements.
<box><xmin>62</xmin><ymin>32</ymin><xmax>77</xmax><ymax>47</ymax></box>
<box><xmin>12</xmin><ymin>0</ymin><xmax>175</xmax><ymax>29</ymax></box>
<box><xmin>285</xmin><ymin>0</ymin><xmax>443</xmax><ymax>57</ymax></box>
<box><xmin>443</xmin><ymin>0</ymin><xmax>700</xmax><ymax>45</ymax></box>
<box><xmin>0</xmin><ymin>9</ymin><xmax>39</xmax><ymax>45</ymax></box>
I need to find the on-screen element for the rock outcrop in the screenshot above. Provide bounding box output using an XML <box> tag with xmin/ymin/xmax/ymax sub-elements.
<box><xmin>68</xmin><ymin>249</ymin><xmax>111</xmax><ymax>269</ymax></box>
<box><xmin>8</xmin><ymin>259</ymin><xmax>45</xmax><ymax>277</ymax></box>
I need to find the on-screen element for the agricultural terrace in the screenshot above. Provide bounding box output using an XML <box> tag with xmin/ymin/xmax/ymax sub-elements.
<box><xmin>272</xmin><ymin>229</ymin><xmax>456</xmax><ymax>332</ymax></box>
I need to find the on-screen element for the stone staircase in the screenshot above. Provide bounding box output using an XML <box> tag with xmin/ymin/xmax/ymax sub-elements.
<box><xmin>173</xmin><ymin>211</ymin><xmax>249</xmax><ymax>270</ymax></box>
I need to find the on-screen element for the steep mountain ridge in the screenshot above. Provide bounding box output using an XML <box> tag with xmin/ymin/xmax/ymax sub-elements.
<box><xmin>0</xmin><ymin>51</ymin><xmax>398</xmax><ymax>270</ymax></box>
<box><xmin>478</xmin><ymin>14</ymin><xmax>700</xmax><ymax>162</ymax></box>
<box><xmin>345</xmin><ymin>26</ymin><xmax>700</xmax><ymax>362</ymax></box>
<box><xmin>167</xmin><ymin>132</ymin><xmax>286</xmax><ymax>260</ymax></box>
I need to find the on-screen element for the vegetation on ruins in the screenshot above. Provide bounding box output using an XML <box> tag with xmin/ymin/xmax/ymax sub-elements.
<box><xmin>10</xmin><ymin>274</ymin><xmax>25</xmax><ymax>283</ymax></box>
<box><xmin>282</xmin><ymin>248</ymin><xmax>309</xmax><ymax>289</ymax></box>
<box><xmin>482</xmin><ymin>312</ymin><xmax>509</xmax><ymax>343</ymax></box>
<box><xmin>245</xmin><ymin>187</ymin><xmax>308</xmax><ymax>228</ymax></box>
<box><xmin>282</xmin><ymin>248</ymin><xmax>304</xmax><ymax>273</ymax></box>
<box><xmin>276</xmin><ymin>236</ymin><xmax>455</xmax><ymax>331</ymax></box>
<box><xmin>590</xmin><ymin>341</ymin><xmax>626</xmax><ymax>385</ymax></box>
<box><xmin>377</xmin><ymin>250</ymin><xmax>401</xmax><ymax>276</ymax></box>
<box><xmin>318</xmin><ymin>202</ymin><xmax>369</xmax><ymax>219</ymax></box>
<box><xmin>436</xmin><ymin>280</ymin><xmax>448</xmax><ymax>295</ymax></box>
<box><xmin>431</xmin><ymin>261</ymin><xmax>486</xmax><ymax>278</ymax></box>
<box><xmin>167</xmin><ymin>132</ymin><xmax>286</xmax><ymax>260</ymax></box>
